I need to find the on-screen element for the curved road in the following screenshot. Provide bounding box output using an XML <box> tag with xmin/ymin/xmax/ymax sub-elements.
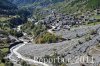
<box><xmin>9</xmin><ymin>25</ymin><xmax>49</xmax><ymax>66</ymax></box>
<box><xmin>47</xmin><ymin>26</ymin><xmax>55</xmax><ymax>34</ymax></box>
<box><xmin>9</xmin><ymin>41</ymin><xmax>49</xmax><ymax>66</ymax></box>
<box><xmin>9</xmin><ymin>25</ymin><xmax>100</xmax><ymax>66</ymax></box>
<box><xmin>15</xmin><ymin>43</ymin><xmax>49</xmax><ymax>66</ymax></box>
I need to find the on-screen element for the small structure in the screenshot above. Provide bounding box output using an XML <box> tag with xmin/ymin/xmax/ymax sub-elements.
<box><xmin>28</xmin><ymin>18</ymin><xmax>35</xmax><ymax>22</ymax></box>
<box><xmin>63</xmin><ymin>25</ymin><xmax>70</xmax><ymax>30</ymax></box>
<box><xmin>96</xmin><ymin>9</ymin><xmax>100</xmax><ymax>15</ymax></box>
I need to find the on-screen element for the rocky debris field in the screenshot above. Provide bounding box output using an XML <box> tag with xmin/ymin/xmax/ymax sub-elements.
<box><xmin>54</xmin><ymin>25</ymin><xmax>100</xmax><ymax>39</ymax></box>
<box><xmin>17</xmin><ymin>25</ymin><xmax>100</xmax><ymax>66</ymax></box>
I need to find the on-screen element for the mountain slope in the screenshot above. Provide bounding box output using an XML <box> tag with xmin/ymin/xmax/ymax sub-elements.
<box><xmin>0</xmin><ymin>0</ymin><xmax>18</xmax><ymax>16</ymax></box>
<box><xmin>48</xmin><ymin>0</ymin><xmax>100</xmax><ymax>14</ymax></box>
<box><xmin>9</xmin><ymin>0</ymin><xmax>64</xmax><ymax>7</ymax></box>
<box><xmin>8</xmin><ymin>0</ymin><xmax>100</xmax><ymax>13</ymax></box>
<box><xmin>0</xmin><ymin>0</ymin><xmax>17</xmax><ymax>10</ymax></box>
<box><xmin>87</xmin><ymin>0</ymin><xmax>100</xmax><ymax>9</ymax></box>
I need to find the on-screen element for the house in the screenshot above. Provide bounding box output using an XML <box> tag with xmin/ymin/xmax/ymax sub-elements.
<box><xmin>88</xmin><ymin>17</ymin><xmax>96</xmax><ymax>23</ymax></box>
<box><xmin>63</xmin><ymin>25</ymin><xmax>70</xmax><ymax>30</ymax></box>
<box><xmin>28</xmin><ymin>18</ymin><xmax>35</xmax><ymax>22</ymax></box>
<box><xmin>95</xmin><ymin>9</ymin><xmax>100</xmax><ymax>15</ymax></box>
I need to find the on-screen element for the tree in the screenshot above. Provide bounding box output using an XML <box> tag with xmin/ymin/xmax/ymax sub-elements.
<box><xmin>17</xmin><ymin>9</ymin><xmax>31</xmax><ymax>21</ymax></box>
<box><xmin>9</xmin><ymin>29</ymin><xmax>23</xmax><ymax>37</ymax></box>
<box><xmin>85</xmin><ymin>34</ymin><xmax>92</xmax><ymax>41</ymax></box>
<box><xmin>60</xmin><ymin>63</ymin><xmax>67</xmax><ymax>66</ymax></box>
<box><xmin>21</xmin><ymin>61</ymin><xmax>30</xmax><ymax>66</ymax></box>
<box><xmin>5</xmin><ymin>62</ymin><xmax>14</xmax><ymax>66</ymax></box>
<box><xmin>35</xmin><ymin>32</ymin><xmax>62</xmax><ymax>44</ymax></box>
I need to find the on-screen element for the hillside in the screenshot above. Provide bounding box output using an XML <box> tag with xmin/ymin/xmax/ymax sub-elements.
<box><xmin>0</xmin><ymin>0</ymin><xmax>17</xmax><ymax>15</ymax></box>
<box><xmin>0</xmin><ymin>0</ymin><xmax>100</xmax><ymax>66</ymax></box>
<box><xmin>9</xmin><ymin>0</ymin><xmax>100</xmax><ymax>13</ymax></box>
<box><xmin>11</xmin><ymin>0</ymin><xmax>100</xmax><ymax>20</ymax></box>
<box><xmin>0</xmin><ymin>0</ymin><xmax>17</xmax><ymax>9</ymax></box>
<box><xmin>48</xmin><ymin>0</ymin><xmax>100</xmax><ymax>14</ymax></box>
<box><xmin>9</xmin><ymin>0</ymin><xmax>64</xmax><ymax>8</ymax></box>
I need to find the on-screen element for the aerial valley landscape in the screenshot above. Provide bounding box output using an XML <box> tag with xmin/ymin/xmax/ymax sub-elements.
<box><xmin>0</xmin><ymin>0</ymin><xmax>100</xmax><ymax>66</ymax></box>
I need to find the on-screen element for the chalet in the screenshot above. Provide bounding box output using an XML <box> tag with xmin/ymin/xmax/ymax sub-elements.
<box><xmin>96</xmin><ymin>9</ymin><xmax>100</xmax><ymax>15</ymax></box>
<box><xmin>63</xmin><ymin>25</ymin><xmax>70</xmax><ymax>30</ymax></box>
<box><xmin>89</xmin><ymin>17</ymin><xmax>96</xmax><ymax>22</ymax></box>
<box><xmin>0</xmin><ymin>34</ymin><xmax>5</xmax><ymax>38</ymax></box>
<box><xmin>80</xmin><ymin>15</ymin><xmax>85</xmax><ymax>19</ymax></box>
<box><xmin>28</xmin><ymin>18</ymin><xmax>35</xmax><ymax>22</ymax></box>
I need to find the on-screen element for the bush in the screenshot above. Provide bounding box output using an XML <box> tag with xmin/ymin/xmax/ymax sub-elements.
<box><xmin>33</xmin><ymin>24</ymin><xmax>46</xmax><ymax>37</ymax></box>
<box><xmin>76</xmin><ymin>34</ymin><xmax>80</xmax><ymax>38</ymax></box>
<box><xmin>9</xmin><ymin>29</ymin><xmax>23</xmax><ymax>37</ymax></box>
<box><xmin>85</xmin><ymin>35</ymin><xmax>92</xmax><ymax>41</ymax></box>
<box><xmin>35</xmin><ymin>32</ymin><xmax>62</xmax><ymax>44</ymax></box>
<box><xmin>5</xmin><ymin>62</ymin><xmax>13</xmax><ymax>66</ymax></box>
<box><xmin>78</xmin><ymin>40</ymin><xmax>83</xmax><ymax>44</ymax></box>
<box><xmin>89</xmin><ymin>30</ymin><xmax>97</xmax><ymax>35</ymax></box>
<box><xmin>21</xmin><ymin>61</ymin><xmax>30</xmax><ymax>66</ymax></box>
<box><xmin>60</xmin><ymin>63</ymin><xmax>67</xmax><ymax>66</ymax></box>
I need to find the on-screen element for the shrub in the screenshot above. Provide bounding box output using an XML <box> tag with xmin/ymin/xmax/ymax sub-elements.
<box><xmin>78</xmin><ymin>40</ymin><xmax>83</xmax><ymax>44</ymax></box>
<box><xmin>33</xmin><ymin>24</ymin><xmax>47</xmax><ymax>37</ymax></box>
<box><xmin>89</xmin><ymin>30</ymin><xmax>97</xmax><ymax>35</ymax></box>
<box><xmin>60</xmin><ymin>63</ymin><xmax>67</xmax><ymax>66</ymax></box>
<box><xmin>35</xmin><ymin>32</ymin><xmax>62</xmax><ymax>44</ymax></box>
<box><xmin>21</xmin><ymin>61</ymin><xmax>30</xmax><ymax>66</ymax></box>
<box><xmin>9</xmin><ymin>30</ymin><xmax>23</xmax><ymax>37</ymax></box>
<box><xmin>85</xmin><ymin>35</ymin><xmax>92</xmax><ymax>41</ymax></box>
<box><xmin>5</xmin><ymin>62</ymin><xmax>13</xmax><ymax>66</ymax></box>
<box><xmin>76</xmin><ymin>34</ymin><xmax>80</xmax><ymax>38</ymax></box>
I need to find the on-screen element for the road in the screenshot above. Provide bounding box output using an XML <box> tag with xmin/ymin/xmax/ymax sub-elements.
<box><xmin>9</xmin><ymin>39</ymin><xmax>49</xmax><ymax>66</ymax></box>
<box><xmin>47</xmin><ymin>26</ymin><xmax>55</xmax><ymax>34</ymax></box>
<box><xmin>8</xmin><ymin>25</ymin><xmax>49</xmax><ymax>66</ymax></box>
<box><xmin>8</xmin><ymin>24</ymin><xmax>100</xmax><ymax>66</ymax></box>
<box><xmin>15</xmin><ymin>43</ymin><xmax>49</xmax><ymax>66</ymax></box>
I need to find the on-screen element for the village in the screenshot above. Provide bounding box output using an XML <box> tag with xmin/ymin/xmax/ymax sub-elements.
<box><xmin>27</xmin><ymin>9</ymin><xmax>100</xmax><ymax>31</ymax></box>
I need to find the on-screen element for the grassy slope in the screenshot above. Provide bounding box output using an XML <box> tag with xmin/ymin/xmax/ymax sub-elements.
<box><xmin>48</xmin><ymin>0</ymin><xmax>100</xmax><ymax>14</ymax></box>
<box><xmin>0</xmin><ymin>17</ymin><xmax>11</xmax><ymax>21</ymax></box>
<box><xmin>93</xmin><ymin>15</ymin><xmax>100</xmax><ymax>19</ymax></box>
<box><xmin>16</xmin><ymin>0</ymin><xmax>64</xmax><ymax>8</ymax></box>
<box><xmin>87</xmin><ymin>0</ymin><xmax>100</xmax><ymax>9</ymax></box>
<box><xmin>1</xmin><ymin>48</ymin><xmax>9</xmax><ymax>53</ymax></box>
<box><xmin>0</xmin><ymin>63</ymin><xmax>4</xmax><ymax>66</ymax></box>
